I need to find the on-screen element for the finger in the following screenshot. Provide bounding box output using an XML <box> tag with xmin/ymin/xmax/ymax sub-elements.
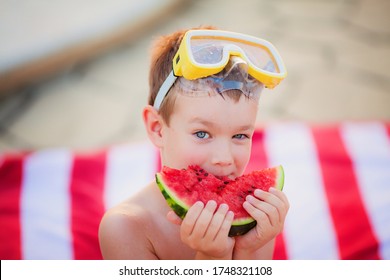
<box><xmin>243</xmin><ymin>199</ymin><xmax>270</xmax><ymax>226</ymax></box>
<box><xmin>269</xmin><ymin>188</ymin><xmax>290</xmax><ymax>213</ymax></box>
<box><xmin>181</xmin><ymin>201</ymin><xmax>204</xmax><ymax>237</ymax></box>
<box><xmin>246</xmin><ymin>195</ymin><xmax>279</xmax><ymax>226</ymax></box>
<box><xmin>166</xmin><ymin>211</ymin><xmax>183</xmax><ymax>225</ymax></box>
<box><xmin>253</xmin><ymin>189</ymin><xmax>279</xmax><ymax>204</ymax></box>
<box><xmin>204</xmin><ymin>203</ymin><xmax>229</xmax><ymax>240</ymax></box>
<box><xmin>253</xmin><ymin>189</ymin><xmax>287</xmax><ymax>223</ymax></box>
<box><xmin>214</xmin><ymin>210</ymin><xmax>234</xmax><ymax>241</ymax></box>
<box><xmin>190</xmin><ymin>200</ymin><xmax>218</xmax><ymax>239</ymax></box>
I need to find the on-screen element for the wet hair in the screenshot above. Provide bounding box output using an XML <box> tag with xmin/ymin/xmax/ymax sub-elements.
<box><xmin>148</xmin><ymin>26</ymin><xmax>249</xmax><ymax>124</ymax></box>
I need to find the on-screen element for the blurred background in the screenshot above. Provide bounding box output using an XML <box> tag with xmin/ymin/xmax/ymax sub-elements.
<box><xmin>0</xmin><ymin>0</ymin><xmax>389</xmax><ymax>152</ymax></box>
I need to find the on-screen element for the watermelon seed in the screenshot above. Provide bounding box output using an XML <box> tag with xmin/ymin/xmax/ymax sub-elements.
<box><xmin>224</xmin><ymin>181</ymin><xmax>229</xmax><ymax>185</ymax></box>
<box><xmin>198</xmin><ymin>178</ymin><xmax>202</xmax><ymax>182</ymax></box>
<box><xmin>204</xmin><ymin>173</ymin><xmax>208</xmax><ymax>176</ymax></box>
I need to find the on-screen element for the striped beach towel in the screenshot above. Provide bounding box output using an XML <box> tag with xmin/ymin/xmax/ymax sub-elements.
<box><xmin>1</xmin><ymin>122</ymin><xmax>389</xmax><ymax>260</ymax></box>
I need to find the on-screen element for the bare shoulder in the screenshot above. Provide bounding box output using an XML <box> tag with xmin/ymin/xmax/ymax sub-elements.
<box><xmin>99</xmin><ymin>182</ymin><xmax>194</xmax><ymax>260</ymax></box>
<box><xmin>99</xmin><ymin>197</ymin><xmax>157</xmax><ymax>259</ymax></box>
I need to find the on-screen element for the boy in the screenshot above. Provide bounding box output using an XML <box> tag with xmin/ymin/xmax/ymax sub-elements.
<box><xmin>99</xmin><ymin>27</ymin><xmax>289</xmax><ymax>260</ymax></box>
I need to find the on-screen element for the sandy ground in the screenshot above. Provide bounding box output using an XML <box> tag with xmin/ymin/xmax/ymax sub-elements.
<box><xmin>0</xmin><ymin>0</ymin><xmax>389</xmax><ymax>151</ymax></box>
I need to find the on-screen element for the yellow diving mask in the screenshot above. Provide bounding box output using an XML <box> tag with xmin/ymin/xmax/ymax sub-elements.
<box><xmin>153</xmin><ymin>29</ymin><xmax>287</xmax><ymax>110</ymax></box>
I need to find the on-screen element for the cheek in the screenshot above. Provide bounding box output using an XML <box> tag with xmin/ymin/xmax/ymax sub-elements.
<box><xmin>163</xmin><ymin>134</ymin><xmax>208</xmax><ymax>168</ymax></box>
<box><xmin>174</xmin><ymin>141</ymin><xmax>209</xmax><ymax>167</ymax></box>
<box><xmin>232</xmin><ymin>143</ymin><xmax>252</xmax><ymax>172</ymax></box>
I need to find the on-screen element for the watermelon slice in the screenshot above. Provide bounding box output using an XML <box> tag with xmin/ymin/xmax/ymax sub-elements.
<box><xmin>156</xmin><ymin>165</ymin><xmax>284</xmax><ymax>236</ymax></box>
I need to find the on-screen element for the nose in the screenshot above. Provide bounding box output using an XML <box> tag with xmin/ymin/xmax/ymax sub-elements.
<box><xmin>210</xmin><ymin>140</ymin><xmax>234</xmax><ymax>167</ymax></box>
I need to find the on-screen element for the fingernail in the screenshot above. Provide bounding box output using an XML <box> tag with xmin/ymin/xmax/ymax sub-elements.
<box><xmin>194</xmin><ymin>201</ymin><xmax>204</xmax><ymax>208</ymax></box>
<box><xmin>254</xmin><ymin>189</ymin><xmax>264</xmax><ymax>196</ymax></box>
<box><xmin>206</xmin><ymin>200</ymin><xmax>217</xmax><ymax>208</ymax></box>
<box><xmin>219</xmin><ymin>203</ymin><xmax>228</xmax><ymax>211</ymax></box>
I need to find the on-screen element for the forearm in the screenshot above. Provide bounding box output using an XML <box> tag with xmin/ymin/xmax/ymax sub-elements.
<box><xmin>232</xmin><ymin>238</ymin><xmax>275</xmax><ymax>260</ymax></box>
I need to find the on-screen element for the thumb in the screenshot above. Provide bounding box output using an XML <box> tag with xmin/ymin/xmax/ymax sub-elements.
<box><xmin>166</xmin><ymin>211</ymin><xmax>183</xmax><ymax>225</ymax></box>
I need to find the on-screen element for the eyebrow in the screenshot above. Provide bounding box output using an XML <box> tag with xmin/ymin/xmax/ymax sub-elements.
<box><xmin>189</xmin><ymin>117</ymin><xmax>254</xmax><ymax>131</ymax></box>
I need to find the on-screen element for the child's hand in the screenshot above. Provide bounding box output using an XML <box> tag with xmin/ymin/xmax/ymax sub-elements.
<box><xmin>234</xmin><ymin>188</ymin><xmax>289</xmax><ymax>254</ymax></box>
<box><xmin>167</xmin><ymin>200</ymin><xmax>235</xmax><ymax>259</ymax></box>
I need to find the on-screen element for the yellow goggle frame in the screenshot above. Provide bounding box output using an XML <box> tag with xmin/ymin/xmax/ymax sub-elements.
<box><xmin>153</xmin><ymin>29</ymin><xmax>287</xmax><ymax>110</ymax></box>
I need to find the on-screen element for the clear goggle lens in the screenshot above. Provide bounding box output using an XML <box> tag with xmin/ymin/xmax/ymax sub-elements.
<box><xmin>176</xmin><ymin>56</ymin><xmax>263</xmax><ymax>100</ymax></box>
<box><xmin>189</xmin><ymin>37</ymin><xmax>279</xmax><ymax>74</ymax></box>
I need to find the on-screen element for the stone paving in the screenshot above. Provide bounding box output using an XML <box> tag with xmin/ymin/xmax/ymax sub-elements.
<box><xmin>0</xmin><ymin>0</ymin><xmax>389</xmax><ymax>151</ymax></box>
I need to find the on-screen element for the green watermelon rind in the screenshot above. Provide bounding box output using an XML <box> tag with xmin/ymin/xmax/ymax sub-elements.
<box><xmin>156</xmin><ymin>165</ymin><xmax>284</xmax><ymax>237</ymax></box>
<box><xmin>277</xmin><ymin>165</ymin><xmax>285</xmax><ymax>191</ymax></box>
<box><xmin>156</xmin><ymin>173</ymin><xmax>189</xmax><ymax>220</ymax></box>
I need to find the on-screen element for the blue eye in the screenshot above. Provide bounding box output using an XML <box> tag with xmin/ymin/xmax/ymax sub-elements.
<box><xmin>233</xmin><ymin>134</ymin><xmax>249</xmax><ymax>140</ymax></box>
<box><xmin>195</xmin><ymin>131</ymin><xmax>209</xmax><ymax>139</ymax></box>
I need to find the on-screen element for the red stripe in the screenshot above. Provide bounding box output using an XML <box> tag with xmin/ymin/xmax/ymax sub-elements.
<box><xmin>245</xmin><ymin>129</ymin><xmax>268</xmax><ymax>173</ymax></box>
<box><xmin>387</xmin><ymin>123</ymin><xmax>390</xmax><ymax>138</ymax></box>
<box><xmin>246</xmin><ymin>129</ymin><xmax>288</xmax><ymax>259</ymax></box>
<box><xmin>273</xmin><ymin>234</ymin><xmax>288</xmax><ymax>260</ymax></box>
<box><xmin>0</xmin><ymin>155</ymin><xmax>23</xmax><ymax>259</ymax></box>
<box><xmin>70</xmin><ymin>151</ymin><xmax>106</xmax><ymax>259</ymax></box>
<box><xmin>312</xmin><ymin>125</ymin><xmax>380</xmax><ymax>259</ymax></box>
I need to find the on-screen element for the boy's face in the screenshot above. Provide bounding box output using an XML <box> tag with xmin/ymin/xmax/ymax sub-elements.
<box><xmin>160</xmin><ymin>92</ymin><xmax>258</xmax><ymax>179</ymax></box>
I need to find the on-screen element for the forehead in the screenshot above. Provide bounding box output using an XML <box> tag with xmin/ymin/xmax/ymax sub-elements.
<box><xmin>170</xmin><ymin>92</ymin><xmax>258</xmax><ymax>127</ymax></box>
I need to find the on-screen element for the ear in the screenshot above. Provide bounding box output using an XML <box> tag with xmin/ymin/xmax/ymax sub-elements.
<box><xmin>142</xmin><ymin>105</ymin><xmax>164</xmax><ymax>148</ymax></box>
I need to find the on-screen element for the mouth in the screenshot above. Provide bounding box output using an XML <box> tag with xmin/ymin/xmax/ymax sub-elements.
<box><xmin>193</xmin><ymin>166</ymin><xmax>237</xmax><ymax>180</ymax></box>
<box><xmin>212</xmin><ymin>172</ymin><xmax>236</xmax><ymax>180</ymax></box>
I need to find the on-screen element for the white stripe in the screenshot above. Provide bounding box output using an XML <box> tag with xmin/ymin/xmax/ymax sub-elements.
<box><xmin>104</xmin><ymin>142</ymin><xmax>157</xmax><ymax>209</ymax></box>
<box><xmin>341</xmin><ymin>122</ymin><xmax>390</xmax><ymax>260</ymax></box>
<box><xmin>21</xmin><ymin>149</ymin><xmax>73</xmax><ymax>259</ymax></box>
<box><xmin>264</xmin><ymin>123</ymin><xmax>339</xmax><ymax>259</ymax></box>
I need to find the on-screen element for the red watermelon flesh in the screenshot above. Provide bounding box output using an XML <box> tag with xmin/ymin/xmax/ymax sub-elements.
<box><xmin>156</xmin><ymin>165</ymin><xmax>284</xmax><ymax>236</ymax></box>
